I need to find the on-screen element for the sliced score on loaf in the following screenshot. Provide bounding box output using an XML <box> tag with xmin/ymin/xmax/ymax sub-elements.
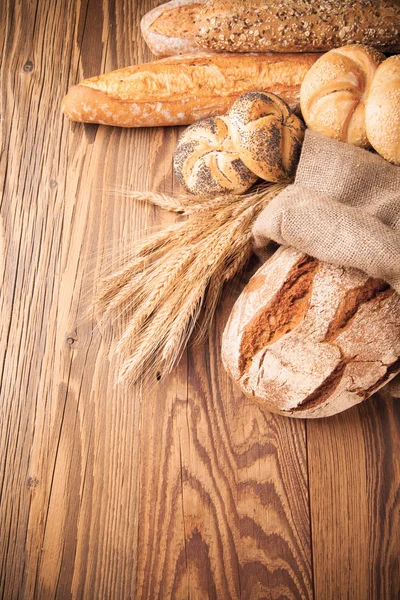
<box><xmin>222</xmin><ymin>246</ymin><xmax>400</xmax><ymax>419</ymax></box>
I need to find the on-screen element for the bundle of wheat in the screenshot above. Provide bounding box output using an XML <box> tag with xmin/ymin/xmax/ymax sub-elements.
<box><xmin>95</xmin><ymin>183</ymin><xmax>286</xmax><ymax>384</ymax></box>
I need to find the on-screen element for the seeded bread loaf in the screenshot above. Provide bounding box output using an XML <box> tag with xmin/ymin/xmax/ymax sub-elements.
<box><xmin>194</xmin><ymin>0</ymin><xmax>400</xmax><ymax>54</ymax></box>
<box><xmin>228</xmin><ymin>91</ymin><xmax>305</xmax><ymax>182</ymax></box>
<box><xmin>61</xmin><ymin>52</ymin><xmax>320</xmax><ymax>127</ymax></box>
<box><xmin>173</xmin><ymin>115</ymin><xmax>257</xmax><ymax>194</ymax></box>
<box><xmin>141</xmin><ymin>0</ymin><xmax>208</xmax><ymax>57</ymax></box>
<box><xmin>222</xmin><ymin>246</ymin><xmax>400</xmax><ymax>418</ymax></box>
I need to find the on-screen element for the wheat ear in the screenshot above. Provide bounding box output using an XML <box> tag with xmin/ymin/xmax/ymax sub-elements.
<box><xmin>96</xmin><ymin>183</ymin><xmax>286</xmax><ymax>384</ymax></box>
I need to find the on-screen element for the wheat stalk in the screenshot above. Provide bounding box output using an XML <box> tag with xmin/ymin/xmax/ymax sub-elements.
<box><xmin>95</xmin><ymin>182</ymin><xmax>286</xmax><ymax>384</ymax></box>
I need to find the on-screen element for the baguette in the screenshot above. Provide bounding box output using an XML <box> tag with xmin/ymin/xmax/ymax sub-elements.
<box><xmin>61</xmin><ymin>52</ymin><xmax>320</xmax><ymax>128</ymax></box>
<box><xmin>141</xmin><ymin>0</ymin><xmax>207</xmax><ymax>57</ymax></box>
<box><xmin>222</xmin><ymin>246</ymin><xmax>400</xmax><ymax>418</ymax></box>
<box><xmin>194</xmin><ymin>0</ymin><xmax>400</xmax><ymax>54</ymax></box>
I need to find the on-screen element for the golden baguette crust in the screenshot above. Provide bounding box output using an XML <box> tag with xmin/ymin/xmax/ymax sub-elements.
<box><xmin>61</xmin><ymin>52</ymin><xmax>321</xmax><ymax>127</ymax></box>
<box><xmin>195</xmin><ymin>0</ymin><xmax>400</xmax><ymax>54</ymax></box>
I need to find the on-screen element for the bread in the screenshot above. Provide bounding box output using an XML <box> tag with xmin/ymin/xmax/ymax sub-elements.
<box><xmin>194</xmin><ymin>0</ymin><xmax>400</xmax><ymax>54</ymax></box>
<box><xmin>61</xmin><ymin>52</ymin><xmax>321</xmax><ymax>128</ymax></box>
<box><xmin>366</xmin><ymin>55</ymin><xmax>400</xmax><ymax>165</ymax></box>
<box><xmin>222</xmin><ymin>246</ymin><xmax>400</xmax><ymax>418</ymax></box>
<box><xmin>300</xmin><ymin>45</ymin><xmax>385</xmax><ymax>148</ymax></box>
<box><xmin>173</xmin><ymin>115</ymin><xmax>257</xmax><ymax>194</ymax></box>
<box><xmin>141</xmin><ymin>0</ymin><xmax>207</xmax><ymax>57</ymax></box>
<box><xmin>228</xmin><ymin>92</ymin><xmax>304</xmax><ymax>182</ymax></box>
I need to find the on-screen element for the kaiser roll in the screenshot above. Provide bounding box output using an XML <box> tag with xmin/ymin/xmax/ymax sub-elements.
<box><xmin>228</xmin><ymin>92</ymin><xmax>305</xmax><ymax>182</ymax></box>
<box><xmin>366</xmin><ymin>55</ymin><xmax>400</xmax><ymax>165</ymax></box>
<box><xmin>300</xmin><ymin>45</ymin><xmax>385</xmax><ymax>148</ymax></box>
<box><xmin>222</xmin><ymin>246</ymin><xmax>400</xmax><ymax>418</ymax></box>
<box><xmin>173</xmin><ymin>115</ymin><xmax>257</xmax><ymax>195</ymax></box>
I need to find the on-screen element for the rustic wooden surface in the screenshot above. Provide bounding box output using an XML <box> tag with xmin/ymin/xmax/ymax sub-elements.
<box><xmin>1</xmin><ymin>1</ymin><xmax>399</xmax><ymax>599</ymax></box>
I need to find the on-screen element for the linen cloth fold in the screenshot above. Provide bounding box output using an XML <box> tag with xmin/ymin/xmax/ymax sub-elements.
<box><xmin>252</xmin><ymin>130</ymin><xmax>400</xmax><ymax>398</ymax></box>
<box><xmin>253</xmin><ymin>130</ymin><xmax>400</xmax><ymax>294</ymax></box>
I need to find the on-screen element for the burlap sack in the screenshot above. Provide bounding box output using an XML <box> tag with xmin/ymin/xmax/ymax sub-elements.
<box><xmin>252</xmin><ymin>130</ymin><xmax>400</xmax><ymax>398</ymax></box>
<box><xmin>253</xmin><ymin>130</ymin><xmax>400</xmax><ymax>293</ymax></box>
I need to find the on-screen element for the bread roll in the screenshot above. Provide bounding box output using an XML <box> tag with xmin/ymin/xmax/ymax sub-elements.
<box><xmin>228</xmin><ymin>92</ymin><xmax>304</xmax><ymax>182</ymax></box>
<box><xmin>194</xmin><ymin>0</ymin><xmax>400</xmax><ymax>54</ymax></box>
<box><xmin>222</xmin><ymin>246</ymin><xmax>400</xmax><ymax>418</ymax></box>
<box><xmin>141</xmin><ymin>0</ymin><xmax>207</xmax><ymax>57</ymax></box>
<box><xmin>61</xmin><ymin>52</ymin><xmax>321</xmax><ymax>128</ymax></box>
<box><xmin>300</xmin><ymin>45</ymin><xmax>385</xmax><ymax>148</ymax></box>
<box><xmin>173</xmin><ymin>115</ymin><xmax>257</xmax><ymax>194</ymax></box>
<box><xmin>366</xmin><ymin>55</ymin><xmax>400</xmax><ymax>165</ymax></box>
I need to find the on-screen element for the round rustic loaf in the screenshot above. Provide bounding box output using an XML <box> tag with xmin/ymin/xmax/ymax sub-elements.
<box><xmin>222</xmin><ymin>246</ymin><xmax>400</xmax><ymax>418</ymax></box>
<box><xmin>229</xmin><ymin>92</ymin><xmax>305</xmax><ymax>182</ymax></box>
<box><xmin>173</xmin><ymin>115</ymin><xmax>257</xmax><ymax>195</ymax></box>
<box><xmin>300</xmin><ymin>45</ymin><xmax>385</xmax><ymax>148</ymax></box>
<box><xmin>365</xmin><ymin>56</ymin><xmax>400</xmax><ymax>165</ymax></box>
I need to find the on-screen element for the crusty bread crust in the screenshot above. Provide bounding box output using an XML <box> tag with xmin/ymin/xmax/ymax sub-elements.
<box><xmin>300</xmin><ymin>45</ymin><xmax>385</xmax><ymax>148</ymax></box>
<box><xmin>228</xmin><ymin>91</ymin><xmax>305</xmax><ymax>182</ymax></box>
<box><xmin>141</xmin><ymin>0</ymin><xmax>207</xmax><ymax>58</ymax></box>
<box><xmin>61</xmin><ymin>52</ymin><xmax>320</xmax><ymax>127</ymax></box>
<box><xmin>366</xmin><ymin>56</ymin><xmax>400</xmax><ymax>165</ymax></box>
<box><xmin>222</xmin><ymin>247</ymin><xmax>400</xmax><ymax>418</ymax></box>
<box><xmin>195</xmin><ymin>0</ymin><xmax>400</xmax><ymax>54</ymax></box>
<box><xmin>173</xmin><ymin>115</ymin><xmax>257</xmax><ymax>194</ymax></box>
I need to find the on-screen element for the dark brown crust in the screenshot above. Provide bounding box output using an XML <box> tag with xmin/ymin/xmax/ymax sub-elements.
<box><xmin>238</xmin><ymin>255</ymin><xmax>319</xmax><ymax>376</ymax></box>
<box><xmin>292</xmin><ymin>359</ymin><xmax>350</xmax><ymax>413</ymax></box>
<box><xmin>290</xmin><ymin>360</ymin><xmax>349</xmax><ymax>413</ymax></box>
<box><xmin>357</xmin><ymin>358</ymin><xmax>400</xmax><ymax>400</ymax></box>
<box><xmin>292</xmin><ymin>356</ymin><xmax>400</xmax><ymax>413</ymax></box>
<box><xmin>324</xmin><ymin>278</ymin><xmax>393</xmax><ymax>342</ymax></box>
<box><xmin>293</xmin><ymin>356</ymin><xmax>400</xmax><ymax>415</ymax></box>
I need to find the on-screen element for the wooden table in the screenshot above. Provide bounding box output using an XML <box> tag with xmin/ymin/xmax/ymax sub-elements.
<box><xmin>1</xmin><ymin>1</ymin><xmax>399</xmax><ymax>598</ymax></box>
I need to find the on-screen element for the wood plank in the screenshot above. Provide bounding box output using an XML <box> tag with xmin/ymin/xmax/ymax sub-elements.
<box><xmin>307</xmin><ymin>392</ymin><xmax>400</xmax><ymax>600</ymax></box>
<box><xmin>2</xmin><ymin>0</ymin><xmax>398</xmax><ymax>598</ymax></box>
<box><xmin>0</xmin><ymin>0</ymin><xmax>313</xmax><ymax>595</ymax></box>
<box><xmin>136</xmin><ymin>275</ymin><xmax>313</xmax><ymax>600</ymax></box>
<box><xmin>0</xmin><ymin>0</ymin><xmax>155</xmax><ymax>598</ymax></box>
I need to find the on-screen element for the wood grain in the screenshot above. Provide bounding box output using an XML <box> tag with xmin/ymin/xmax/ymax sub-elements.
<box><xmin>0</xmin><ymin>0</ymin><xmax>399</xmax><ymax>599</ymax></box>
<box><xmin>136</xmin><ymin>281</ymin><xmax>312</xmax><ymax>600</ymax></box>
<box><xmin>0</xmin><ymin>0</ymin><xmax>154</xmax><ymax>598</ymax></box>
<box><xmin>307</xmin><ymin>391</ymin><xmax>400</xmax><ymax>600</ymax></box>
